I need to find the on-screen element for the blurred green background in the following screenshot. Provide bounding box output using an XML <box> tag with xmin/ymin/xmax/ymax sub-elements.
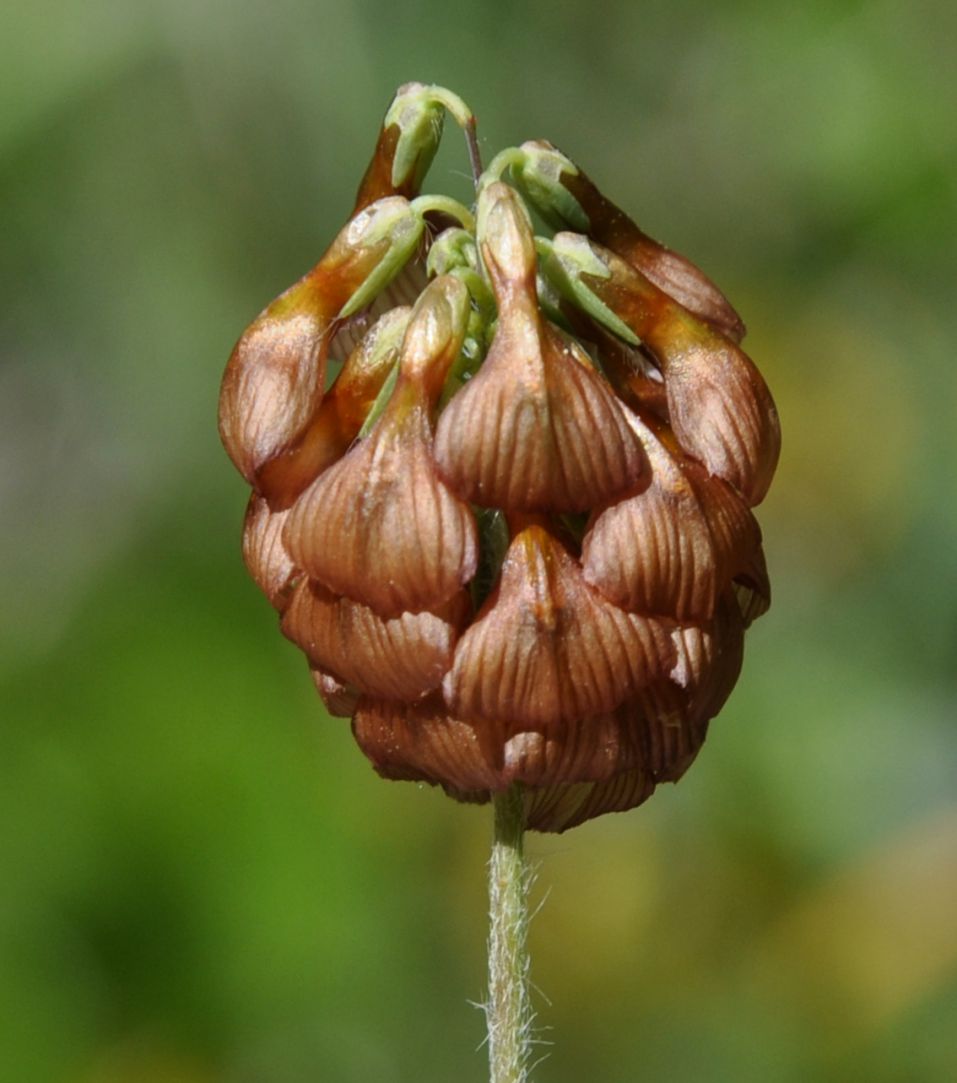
<box><xmin>3</xmin><ymin>1</ymin><xmax>956</xmax><ymax>1080</ymax></box>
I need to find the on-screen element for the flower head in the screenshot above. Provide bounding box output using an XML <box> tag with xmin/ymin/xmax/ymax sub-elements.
<box><xmin>220</xmin><ymin>86</ymin><xmax>779</xmax><ymax>832</ymax></box>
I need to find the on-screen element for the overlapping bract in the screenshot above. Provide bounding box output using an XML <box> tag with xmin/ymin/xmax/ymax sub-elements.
<box><xmin>218</xmin><ymin>85</ymin><xmax>779</xmax><ymax>832</ymax></box>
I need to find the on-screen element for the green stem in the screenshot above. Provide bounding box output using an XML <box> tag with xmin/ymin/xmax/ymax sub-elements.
<box><xmin>487</xmin><ymin>786</ymin><xmax>532</xmax><ymax>1083</ymax></box>
<box><xmin>410</xmin><ymin>194</ymin><xmax>476</xmax><ymax>232</ymax></box>
<box><xmin>465</xmin><ymin>116</ymin><xmax>483</xmax><ymax>188</ymax></box>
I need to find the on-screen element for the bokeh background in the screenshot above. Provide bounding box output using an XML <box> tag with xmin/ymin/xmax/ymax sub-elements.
<box><xmin>3</xmin><ymin>1</ymin><xmax>956</xmax><ymax>1080</ymax></box>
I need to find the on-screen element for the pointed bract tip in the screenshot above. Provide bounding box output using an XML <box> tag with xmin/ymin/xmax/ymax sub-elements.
<box><xmin>476</xmin><ymin>181</ymin><xmax>537</xmax><ymax>295</ymax></box>
<box><xmin>399</xmin><ymin>274</ymin><xmax>470</xmax><ymax>391</ymax></box>
<box><xmin>334</xmin><ymin>198</ymin><xmax>425</xmax><ymax>319</ymax></box>
<box><xmin>383</xmin><ymin>84</ymin><xmax>446</xmax><ymax>191</ymax></box>
<box><xmin>542</xmin><ymin>232</ymin><xmax>641</xmax><ymax>346</ymax></box>
<box><xmin>512</xmin><ymin>140</ymin><xmax>590</xmax><ymax>233</ymax></box>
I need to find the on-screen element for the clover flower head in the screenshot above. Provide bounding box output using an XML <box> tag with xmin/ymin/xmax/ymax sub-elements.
<box><xmin>219</xmin><ymin>84</ymin><xmax>780</xmax><ymax>833</ymax></box>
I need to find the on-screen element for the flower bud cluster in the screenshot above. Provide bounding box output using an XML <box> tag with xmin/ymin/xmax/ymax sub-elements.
<box><xmin>219</xmin><ymin>85</ymin><xmax>780</xmax><ymax>832</ymax></box>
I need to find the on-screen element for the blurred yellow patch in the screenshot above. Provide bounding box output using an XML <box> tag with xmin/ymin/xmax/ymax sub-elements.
<box><xmin>750</xmin><ymin>804</ymin><xmax>957</xmax><ymax>1043</ymax></box>
<box><xmin>756</xmin><ymin>287</ymin><xmax>921</xmax><ymax>578</ymax></box>
<box><xmin>80</xmin><ymin>1038</ymin><xmax>213</xmax><ymax>1083</ymax></box>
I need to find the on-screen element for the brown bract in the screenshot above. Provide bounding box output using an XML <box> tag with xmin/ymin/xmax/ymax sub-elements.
<box><xmin>219</xmin><ymin>284</ymin><xmax>332</xmax><ymax>488</ymax></box>
<box><xmin>353</xmin><ymin>586</ymin><xmax>740</xmax><ymax>825</ymax></box>
<box><xmin>353</xmin><ymin>694</ymin><xmax>690</xmax><ymax>793</ymax></box>
<box><xmin>281</xmin><ymin>578</ymin><xmax>470</xmax><ymax>702</ymax></box>
<box><xmin>733</xmin><ymin>545</ymin><xmax>772</xmax><ymax>627</ymax></box>
<box><xmin>353</xmin><ymin>695</ymin><xmax>501</xmax><ymax>792</ymax></box>
<box><xmin>578</xmin><ymin>238</ymin><xmax>781</xmax><ymax>506</ymax></box>
<box><xmin>284</xmin><ymin>278</ymin><xmax>477</xmax><ymax>616</ymax></box>
<box><xmin>311</xmin><ymin>667</ymin><xmax>360</xmax><ymax>719</ymax></box>
<box><xmin>524</xmin><ymin>771</ymin><xmax>657</xmax><ymax>833</ymax></box>
<box><xmin>434</xmin><ymin>184</ymin><xmax>645</xmax><ymax>512</ymax></box>
<box><xmin>354</xmin><ymin>82</ymin><xmax>444</xmax><ymax>209</ymax></box>
<box><xmin>284</xmin><ymin>393</ymin><xmax>477</xmax><ymax>615</ymax></box>
<box><xmin>241</xmin><ymin>494</ymin><xmax>299</xmax><ymax>612</ymax></box>
<box><xmin>444</xmin><ymin>522</ymin><xmax>674</xmax><ymax>726</ymax></box>
<box><xmin>521</xmin><ymin>140</ymin><xmax>746</xmax><ymax>342</ymax></box>
<box><xmin>660</xmin><ymin>324</ymin><xmax>780</xmax><ymax>507</ymax></box>
<box><xmin>664</xmin><ymin>591</ymin><xmax>745</xmax><ymax>724</ymax></box>
<box><xmin>565</xmin><ymin>309</ymin><xmax>671</xmax><ymax>423</ymax></box>
<box><xmin>218</xmin><ymin>197</ymin><xmax>421</xmax><ymax>494</ymax></box>
<box><xmin>255</xmin><ymin>306</ymin><xmax>411</xmax><ymax>509</ymax></box>
<box><xmin>258</xmin><ymin>264</ymin><xmax>429</xmax><ymax>509</ymax></box>
<box><xmin>583</xmin><ymin>408</ymin><xmax>761</xmax><ymax>620</ymax></box>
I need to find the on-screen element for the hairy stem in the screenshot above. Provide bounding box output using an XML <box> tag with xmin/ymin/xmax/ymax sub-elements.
<box><xmin>487</xmin><ymin>785</ymin><xmax>531</xmax><ymax>1082</ymax></box>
